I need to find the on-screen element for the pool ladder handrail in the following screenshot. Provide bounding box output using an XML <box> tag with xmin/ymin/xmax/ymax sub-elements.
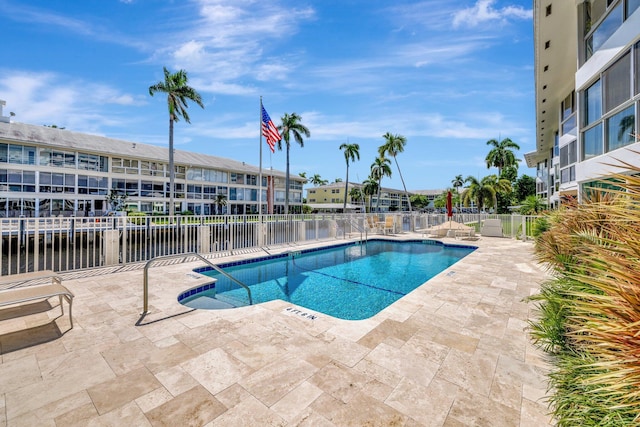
<box><xmin>342</xmin><ymin>216</ymin><xmax>367</xmax><ymax>244</ymax></box>
<box><xmin>142</xmin><ymin>252</ymin><xmax>252</xmax><ymax>315</ymax></box>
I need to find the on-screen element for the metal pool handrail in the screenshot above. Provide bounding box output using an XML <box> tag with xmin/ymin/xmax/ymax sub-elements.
<box><xmin>142</xmin><ymin>252</ymin><xmax>252</xmax><ymax>315</ymax></box>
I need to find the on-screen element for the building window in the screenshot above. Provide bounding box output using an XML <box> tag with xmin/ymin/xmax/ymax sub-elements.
<box><xmin>561</xmin><ymin>91</ymin><xmax>577</xmax><ymax>135</ymax></box>
<box><xmin>603</xmin><ymin>52</ymin><xmax>631</xmax><ymax>113</ymax></box>
<box><xmin>606</xmin><ymin>105</ymin><xmax>636</xmax><ymax>151</ymax></box>
<box><xmin>586</xmin><ymin>2</ymin><xmax>622</xmax><ymax>59</ymax></box>
<box><xmin>583</xmin><ymin>80</ymin><xmax>602</xmax><ymax>126</ymax></box>
<box><xmin>0</xmin><ymin>144</ymin><xmax>36</xmax><ymax>165</ymax></box>
<box><xmin>112</xmin><ymin>158</ymin><xmax>139</xmax><ymax>174</ymax></box>
<box><xmin>39</xmin><ymin>172</ymin><xmax>75</xmax><ymax>193</ymax></box>
<box><xmin>78</xmin><ymin>153</ymin><xmax>108</xmax><ymax>172</ymax></box>
<box><xmin>40</xmin><ymin>149</ymin><xmax>76</xmax><ymax>168</ymax></box>
<box><xmin>583</xmin><ymin>124</ymin><xmax>604</xmax><ymax>160</ymax></box>
<box><xmin>0</xmin><ymin>169</ymin><xmax>36</xmax><ymax>192</ymax></box>
<box><xmin>636</xmin><ymin>41</ymin><xmax>640</xmax><ymax>96</ymax></box>
<box><xmin>78</xmin><ymin>175</ymin><xmax>108</xmax><ymax>195</ymax></box>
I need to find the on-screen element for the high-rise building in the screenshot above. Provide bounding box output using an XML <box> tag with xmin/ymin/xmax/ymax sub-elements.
<box><xmin>526</xmin><ymin>1</ymin><xmax>640</xmax><ymax>206</ymax></box>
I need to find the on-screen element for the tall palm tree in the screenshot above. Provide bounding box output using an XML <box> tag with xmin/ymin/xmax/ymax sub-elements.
<box><xmin>452</xmin><ymin>174</ymin><xmax>464</xmax><ymax>211</ymax></box>
<box><xmin>362</xmin><ymin>177</ymin><xmax>378</xmax><ymax>213</ymax></box>
<box><xmin>149</xmin><ymin>67</ymin><xmax>204</xmax><ymax>216</ymax></box>
<box><xmin>379</xmin><ymin>133</ymin><xmax>411</xmax><ymax>212</ymax></box>
<box><xmin>485</xmin><ymin>137</ymin><xmax>521</xmax><ymax>175</ymax></box>
<box><xmin>277</xmin><ymin>113</ymin><xmax>310</xmax><ymax>213</ymax></box>
<box><xmin>339</xmin><ymin>142</ymin><xmax>360</xmax><ymax>211</ymax></box>
<box><xmin>462</xmin><ymin>175</ymin><xmax>511</xmax><ymax>213</ymax></box>
<box><xmin>370</xmin><ymin>156</ymin><xmax>392</xmax><ymax>212</ymax></box>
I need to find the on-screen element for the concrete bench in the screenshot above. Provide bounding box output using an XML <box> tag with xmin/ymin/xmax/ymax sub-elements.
<box><xmin>0</xmin><ymin>271</ymin><xmax>74</xmax><ymax>328</ymax></box>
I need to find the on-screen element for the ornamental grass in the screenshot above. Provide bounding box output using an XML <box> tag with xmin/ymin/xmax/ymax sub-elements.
<box><xmin>528</xmin><ymin>165</ymin><xmax>640</xmax><ymax>426</ymax></box>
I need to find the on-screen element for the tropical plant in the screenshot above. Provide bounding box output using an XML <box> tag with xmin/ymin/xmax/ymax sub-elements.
<box><xmin>529</xmin><ymin>177</ymin><xmax>640</xmax><ymax>425</ymax></box>
<box><xmin>339</xmin><ymin>142</ymin><xmax>360</xmax><ymax>211</ymax></box>
<box><xmin>149</xmin><ymin>67</ymin><xmax>204</xmax><ymax>216</ymax></box>
<box><xmin>379</xmin><ymin>133</ymin><xmax>411</xmax><ymax>212</ymax></box>
<box><xmin>409</xmin><ymin>194</ymin><xmax>428</xmax><ymax>210</ymax></box>
<box><xmin>106</xmin><ymin>189</ymin><xmax>128</xmax><ymax>212</ymax></box>
<box><xmin>452</xmin><ymin>174</ymin><xmax>464</xmax><ymax>210</ymax></box>
<box><xmin>362</xmin><ymin>177</ymin><xmax>379</xmax><ymax>213</ymax></box>
<box><xmin>349</xmin><ymin>187</ymin><xmax>364</xmax><ymax>205</ymax></box>
<box><xmin>277</xmin><ymin>112</ymin><xmax>310</xmax><ymax>213</ymax></box>
<box><xmin>519</xmin><ymin>195</ymin><xmax>546</xmax><ymax>215</ymax></box>
<box><xmin>298</xmin><ymin>171</ymin><xmax>308</xmax><ymax>183</ymax></box>
<box><xmin>485</xmin><ymin>137</ymin><xmax>521</xmax><ymax>175</ymax></box>
<box><xmin>214</xmin><ymin>194</ymin><xmax>227</xmax><ymax>215</ymax></box>
<box><xmin>370</xmin><ymin>156</ymin><xmax>392</xmax><ymax>212</ymax></box>
<box><xmin>310</xmin><ymin>174</ymin><xmax>327</xmax><ymax>186</ymax></box>
<box><xmin>462</xmin><ymin>174</ymin><xmax>510</xmax><ymax>213</ymax></box>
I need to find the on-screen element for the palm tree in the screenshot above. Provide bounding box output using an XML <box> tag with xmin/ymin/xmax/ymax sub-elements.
<box><xmin>462</xmin><ymin>175</ymin><xmax>511</xmax><ymax>213</ymax></box>
<box><xmin>362</xmin><ymin>177</ymin><xmax>379</xmax><ymax>213</ymax></box>
<box><xmin>310</xmin><ymin>174</ymin><xmax>327</xmax><ymax>186</ymax></box>
<box><xmin>452</xmin><ymin>174</ymin><xmax>464</xmax><ymax>211</ymax></box>
<box><xmin>277</xmin><ymin>113</ymin><xmax>310</xmax><ymax>213</ymax></box>
<box><xmin>485</xmin><ymin>137</ymin><xmax>521</xmax><ymax>175</ymax></box>
<box><xmin>379</xmin><ymin>133</ymin><xmax>411</xmax><ymax>212</ymax></box>
<box><xmin>370</xmin><ymin>156</ymin><xmax>392</xmax><ymax>212</ymax></box>
<box><xmin>519</xmin><ymin>195</ymin><xmax>546</xmax><ymax>215</ymax></box>
<box><xmin>349</xmin><ymin>187</ymin><xmax>364</xmax><ymax>207</ymax></box>
<box><xmin>149</xmin><ymin>67</ymin><xmax>204</xmax><ymax>216</ymax></box>
<box><xmin>214</xmin><ymin>194</ymin><xmax>227</xmax><ymax>215</ymax></box>
<box><xmin>339</xmin><ymin>142</ymin><xmax>360</xmax><ymax>211</ymax></box>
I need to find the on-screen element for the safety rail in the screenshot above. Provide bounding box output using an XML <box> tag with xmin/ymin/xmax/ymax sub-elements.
<box><xmin>142</xmin><ymin>252</ymin><xmax>252</xmax><ymax>315</ymax></box>
<box><xmin>344</xmin><ymin>217</ymin><xmax>367</xmax><ymax>244</ymax></box>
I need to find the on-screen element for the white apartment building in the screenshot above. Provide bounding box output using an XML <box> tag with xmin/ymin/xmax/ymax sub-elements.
<box><xmin>0</xmin><ymin>101</ymin><xmax>304</xmax><ymax>217</ymax></box>
<box><xmin>525</xmin><ymin>0</ymin><xmax>640</xmax><ymax>206</ymax></box>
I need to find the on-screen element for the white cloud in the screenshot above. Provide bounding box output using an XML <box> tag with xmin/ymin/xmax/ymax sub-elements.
<box><xmin>453</xmin><ymin>0</ymin><xmax>531</xmax><ymax>29</ymax></box>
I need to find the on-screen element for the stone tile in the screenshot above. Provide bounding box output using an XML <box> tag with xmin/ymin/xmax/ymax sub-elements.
<box><xmin>365</xmin><ymin>342</ymin><xmax>440</xmax><ymax>388</ymax></box>
<box><xmin>155</xmin><ymin>365</ymin><xmax>198</xmax><ymax>397</ymax></box>
<box><xmin>323</xmin><ymin>335</ymin><xmax>370</xmax><ymax>367</ymax></box>
<box><xmin>271</xmin><ymin>381</ymin><xmax>323</xmax><ymax>423</ymax></box>
<box><xmin>0</xmin><ymin>354</ymin><xmax>41</xmax><ymax>394</ymax></box>
<box><xmin>357</xmin><ymin>318</ymin><xmax>420</xmax><ymax>349</ymax></box>
<box><xmin>142</xmin><ymin>341</ymin><xmax>198</xmax><ymax>374</ymax></box>
<box><xmin>100</xmin><ymin>337</ymin><xmax>155</xmax><ymax>375</ymax></box>
<box><xmin>181</xmin><ymin>347</ymin><xmax>253</xmax><ymax>395</ymax></box>
<box><xmin>6</xmin><ymin>351</ymin><xmax>115</xmax><ymax>420</ymax></box>
<box><xmin>386</xmin><ymin>377</ymin><xmax>459</xmax><ymax>427</ymax></box>
<box><xmin>93</xmin><ymin>401</ymin><xmax>152</xmax><ymax>426</ymax></box>
<box><xmin>87</xmin><ymin>367</ymin><xmax>162</xmax><ymax>414</ymax></box>
<box><xmin>135</xmin><ymin>387</ymin><xmax>174</xmax><ymax>413</ymax></box>
<box><xmin>53</xmin><ymin>403</ymin><xmax>99</xmax><ymax>427</ymax></box>
<box><xmin>311</xmin><ymin>391</ymin><xmax>407</xmax><ymax>426</ymax></box>
<box><xmin>239</xmin><ymin>354</ymin><xmax>318</xmax><ymax>407</ymax></box>
<box><xmin>210</xmin><ymin>394</ymin><xmax>285</xmax><ymax>426</ymax></box>
<box><xmin>214</xmin><ymin>383</ymin><xmax>251</xmax><ymax>409</ymax></box>
<box><xmin>448</xmin><ymin>390</ymin><xmax>520</xmax><ymax>426</ymax></box>
<box><xmin>145</xmin><ymin>385</ymin><xmax>226</xmax><ymax>427</ymax></box>
<box><xmin>435</xmin><ymin>348</ymin><xmax>499</xmax><ymax>397</ymax></box>
<box><xmin>520</xmin><ymin>397</ymin><xmax>555</xmax><ymax>427</ymax></box>
<box><xmin>0</xmin><ymin>394</ymin><xmax>5</xmax><ymax>427</ymax></box>
<box><xmin>308</xmin><ymin>361</ymin><xmax>370</xmax><ymax>404</ymax></box>
<box><xmin>8</xmin><ymin>390</ymin><xmax>92</xmax><ymax>427</ymax></box>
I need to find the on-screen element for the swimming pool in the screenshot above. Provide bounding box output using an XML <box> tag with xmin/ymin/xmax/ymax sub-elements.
<box><xmin>179</xmin><ymin>240</ymin><xmax>475</xmax><ymax>320</ymax></box>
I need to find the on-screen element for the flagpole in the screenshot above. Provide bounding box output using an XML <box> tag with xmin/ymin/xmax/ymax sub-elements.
<box><xmin>259</xmin><ymin>96</ymin><xmax>263</xmax><ymax>217</ymax></box>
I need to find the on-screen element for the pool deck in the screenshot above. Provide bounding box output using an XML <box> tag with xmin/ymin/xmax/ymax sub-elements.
<box><xmin>0</xmin><ymin>233</ymin><xmax>554</xmax><ymax>426</ymax></box>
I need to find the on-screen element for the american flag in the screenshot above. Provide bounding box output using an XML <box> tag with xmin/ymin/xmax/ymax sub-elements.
<box><xmin>261</xmin><ymin>104</ymin><xmax>281</xmax><ymax>153</ymax></box>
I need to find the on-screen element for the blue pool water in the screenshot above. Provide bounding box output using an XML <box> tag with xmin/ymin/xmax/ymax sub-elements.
<box><xmin>180</xmin><ymin>240</ymin><xmax>475</xmax><ymax>320</ymax></box>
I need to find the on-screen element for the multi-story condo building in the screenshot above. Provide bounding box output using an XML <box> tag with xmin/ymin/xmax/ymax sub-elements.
<box><xmin>526</xmin><ymin>0</ymin><xmax>640</xmax><ymax>206</ymax></box>
<box><xmin>306</xmin><ymin>182</ymin><xmax>412</xmax><ymax>212</ymax></box>
<box><xmin>0</xmin><ymin>101</ymin><xmax>304</xmax><ymax>217</ymax></box>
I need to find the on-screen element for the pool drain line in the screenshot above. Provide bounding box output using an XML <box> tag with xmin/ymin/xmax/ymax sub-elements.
<box><xmin>290</xmin><ymin>258</ymin><xmax>406</xmax><ymax>297</ymax></box>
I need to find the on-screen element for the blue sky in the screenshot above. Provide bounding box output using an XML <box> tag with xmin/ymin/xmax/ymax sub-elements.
<box><xmin>0</xmin><ymin>0</ymin><xmax>535</xmax><ymax>191</ymax></box>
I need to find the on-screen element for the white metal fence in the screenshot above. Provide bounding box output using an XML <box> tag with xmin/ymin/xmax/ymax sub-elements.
<box><xmin>1</xmin><ymin>213</ymin><xmax>540</xmax><ymax>276</ymax></box>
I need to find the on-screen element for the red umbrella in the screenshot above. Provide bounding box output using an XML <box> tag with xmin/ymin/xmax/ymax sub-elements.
<box><xmin>446</xmin><ymin>191</ymin><xmax>453</xmax><ymax>218</ymax></box>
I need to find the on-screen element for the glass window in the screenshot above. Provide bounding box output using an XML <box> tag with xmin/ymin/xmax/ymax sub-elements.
<box><xmin>583</xmin><ymin>80</ymin><xmax>602</xmax><ymax>126</ymax></box>
<box><xmin>607</xmin><ymin>105</ymin><xmax>636</xmax><ymax>151</ymax></box>
<box><xmin>588</xmin><ymin>3</ymin><xmax>623</xmax><ymax>58</ymax></box>
<box><xmin>636</xmin><ymin>41</ymin><xmax>640</xmax><ymax>96</ymax></box>
<box><xmin>604</xmin><ymin>52</ymin><xmax>630</xmax><ymax>112</ymax></box>
<box><xmin>627</xmin><ymin>0</ymin><xmax>640</xmax><ymax>18</ymax></box>
<box><xmin>0</xmin><ymin>144</ymin><xmax>7</xmax><ymax>163</ymax></box>
<box><xmin>583</xmin><ymin>123</ymin><xmax>604</xmax><ymax>160</ymax></box>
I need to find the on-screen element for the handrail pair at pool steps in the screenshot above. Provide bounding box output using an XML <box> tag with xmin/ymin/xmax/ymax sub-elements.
<box><xmin>142</xmin><ymin>252</ymin><xmax>253</xmax><ymax>315</ymax></box>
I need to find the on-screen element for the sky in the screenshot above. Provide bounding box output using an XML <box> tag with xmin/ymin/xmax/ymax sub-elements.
<box><xmin>0</xmin><ymin>0</ymin><xmax>535</xmax><ymax>192</ymax></box>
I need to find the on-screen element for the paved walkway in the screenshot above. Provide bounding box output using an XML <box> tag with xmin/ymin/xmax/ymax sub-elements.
<box><xmin>0</xmin><ymin>234</ymin><xmax>554</xmax><ymax>426</ymax></box>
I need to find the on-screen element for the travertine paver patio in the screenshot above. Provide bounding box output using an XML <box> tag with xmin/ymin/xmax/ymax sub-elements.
<box><xmin>0</xmin><ymin>234</ymin><xmax>554</xmax><ymax>426</ymax></box>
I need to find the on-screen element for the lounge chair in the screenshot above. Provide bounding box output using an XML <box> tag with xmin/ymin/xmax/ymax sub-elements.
<box><xmin>481</xmin><ymin>219</ymin><xmax>503</xmax><ymax>237</ymax></box>
<box><xmin>366</xmin><ymin>216</ymin><xmax>382</xmax><ymax>234</ymax></box>
<box><xmin>382</xmin><ymin>216</ymin><xmax>395</xmax><ymax>235</ymax></box>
